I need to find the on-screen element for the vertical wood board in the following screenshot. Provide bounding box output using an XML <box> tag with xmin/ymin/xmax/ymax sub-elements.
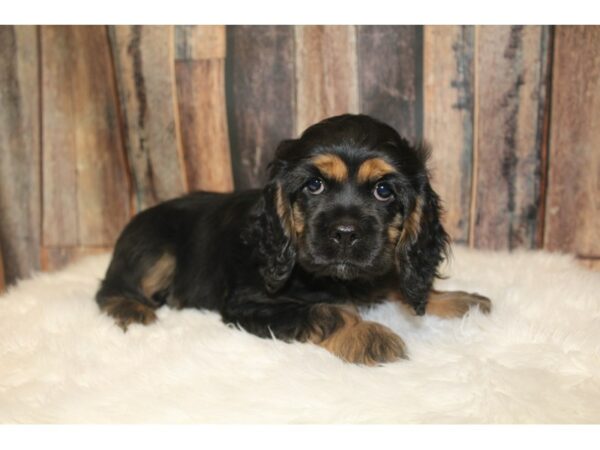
<box><xmin>42</xmin><ymin>26</ymin><xmax>130</xmax><ymax>248</ymax></box>
<box><xmin>473</xmin><ymin>25</ymin><xmax>551</xmax><ymax>250</ymax></box>
<box><xmin>109</xmin><ymin>25</ymin><xmax>187</xmax><ymax>211</ymax></box>
<box><xmin>226</xmin><ymin>26</ymin><xmax>296</xmax><ymax>189</ymax></box>
<box><xmin>423</xmin><ymin>25</ymin><xmax>475</xmax><ymax>244</ymax></box>
<box><xmin>0</xmin><ymin>26</ymin><xmax>42</xmax><ymax>283</ymax></box>
<box><xmin>357</xmin><ymin>25</ymin><xmax>424</xmax><ymax>142</ymax></box>
<box><xmin>175</xmin><ymin>25</ymin><xmax>233</xmax><ymax>192</ymax></box>
<box><xmin>544</xmin><ymin>26</ymin><xmax>600</xmax><ymax>255</ymax></box>
<box><xmin>294</xmin><ymin>25</ymin><xmax>359</xmax><ymax>135</ymax></box>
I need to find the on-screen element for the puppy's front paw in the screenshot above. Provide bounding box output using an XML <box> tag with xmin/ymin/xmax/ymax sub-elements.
<box><xmin>321</xmin><ymin>321</ymin><xmax>407</xmax><ymax>366</ymax></box>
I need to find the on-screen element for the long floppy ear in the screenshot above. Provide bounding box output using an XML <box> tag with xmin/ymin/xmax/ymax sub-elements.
<box><xmin>395</xmin><ymin>181</ymin><xmax>449</xmax><ymax>315</ymax></box>
<box><xmin>245</xmin><ymin>159</ymin><xmax>297</xmax><ymax>293</ymax></box>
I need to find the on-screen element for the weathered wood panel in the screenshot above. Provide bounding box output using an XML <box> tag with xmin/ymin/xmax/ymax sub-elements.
<box><xmin>175</xmin><ymin>25</ymin><xmax>226</xmax><ymax>60</ymax></box>
<box><xmin>109</xmin><ymin>25</ymin><xmax>187</xmax><ymax>211</ymax></box>
<box><xmin>226</xmin><ymin>26</ymin><xmax>295</xmax><ymax>189</ymax></box>
<box><xmin>545</xmin><ymin>26</ymin><xmax>600</xmax><ymax>256</ymax></box>
<box><xmin>472</xmin><ymin>26</ymin><xmax>551</xmax><ymax>250</ymax></box>
<box><xmin>357</xmin><ymin>26</ymin><xmax>423</xmax><ymax>142</ymax></box>
<box><xmin>423</xmin><ymin>26</ymin><xmax>475</xmax><ymax>244</ymax></box>
<box><xmin>0</xmin><ymin>26</ymin><xmax>41</xmax><ymax>284</ymax></box>
<box><xmin>41</xmin><ymin>26</ymin><xmax>131</xmax><ymax>248</ymax></box>
<box><xmin>175</xmin><ymin>26</ymin><xmax>233</xmax><ymax>192</ymax></box>
<box><xmin>294</xmin><ymin>26</ymin><xmax>359</xmax><ymax>134</ymax></box>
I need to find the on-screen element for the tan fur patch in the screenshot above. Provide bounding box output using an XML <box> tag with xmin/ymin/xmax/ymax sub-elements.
<box><xmin>426</xmin><ymin>290</ymin><xmax>492</xmax><ymax>318</ymax></box>
<box><xmin>308</xmin><ymin>304</ymin><xmax>406</xmax><ymax>365</ymax></box>
<box><xmin>356</xmin><ymin>158</ymin><xmax>397</xmax><ymax>184</ymax></box>
<box><xmin>141</xmin><ymin>253</ymin><xmax>176</xmax><ymax>298</ymax></box>
<box><xmin>101</xmin><ymin>296</ymin><xmax>157</xmax><ymax>331</ymax></box>
<box><xmin>311</xmin><ymin>154</ymin><xmax>348</xmax><ymax>182</ymax></box>
<box><xmin>399</xmin><ymin>195</ymin><xmax>424</xmax><ymax>245</ymax></box>
<box><xmin>387</xmin><ymin>213</ymin><xmax>403</xmax><ymax>243</ymax></box>
<box><xmin>275</xmin><ymin>183</ymin><xmax>294</xmax><ymax>237</ymax></box>
<box><xmin>292</xmin><ymin>203</ymin><xmax>305</xmax><ymax>236</ymax></box>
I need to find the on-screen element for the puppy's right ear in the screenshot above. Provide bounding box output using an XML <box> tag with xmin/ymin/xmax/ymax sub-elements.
<box><xmin>244</xmin><ymin>142</ymin><xmax>298</xmax><ymax>293</ymax></box>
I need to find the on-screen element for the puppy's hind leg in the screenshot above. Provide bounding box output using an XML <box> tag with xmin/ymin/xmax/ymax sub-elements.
<box><xmin>425</xmin><ymin>290</ymin><xmax>491</xmax><ymax>318</ymax></box>
<box><xmin>96</xmin><ymin>292</ymin><xmax>158</xmax><ymax>331</ymax></box>
<box><xmin>96</xmin><ymin>253</ymin><xmax>176</xmax><ymax>331</ymax></box>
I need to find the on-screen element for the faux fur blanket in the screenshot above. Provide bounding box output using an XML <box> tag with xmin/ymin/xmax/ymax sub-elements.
<box><xmin>1</xmin><ymin>246</ymin><xmax>599</xmax><ymax>423</ymax></box>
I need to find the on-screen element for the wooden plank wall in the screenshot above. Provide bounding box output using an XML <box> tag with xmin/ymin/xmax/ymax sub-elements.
<box><xmin>0</xmin><ymin>25</ymin><xmax>599</xmax><ymax>290</ymax></box>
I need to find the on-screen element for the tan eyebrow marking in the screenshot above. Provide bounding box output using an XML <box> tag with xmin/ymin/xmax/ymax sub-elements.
<box><xmin>311</xmin><ymin>153</ymin><xmax>348</xmax><ymax>182</ymax></box>
<box><xmin>356</xmin><ymin>158</ymin><xmax>397</xmax><ymax>184</ymax></box>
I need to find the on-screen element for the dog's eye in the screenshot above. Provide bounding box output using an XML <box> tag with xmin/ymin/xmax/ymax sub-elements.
<box><xmin>374</xmin><ymin>182</ymin><xmax>394</xmax><ymax>201</ymax></box>
<box><xmin>306</xmin><ymin>177</ymin><xmax>325</xmax><ymax>194</ymax></box>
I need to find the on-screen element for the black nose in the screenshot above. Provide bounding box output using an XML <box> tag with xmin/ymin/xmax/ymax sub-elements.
<box><xmin>330</xmin><ymin>224</ymin><xmax>359</xmax><ymax>248</ymax></box>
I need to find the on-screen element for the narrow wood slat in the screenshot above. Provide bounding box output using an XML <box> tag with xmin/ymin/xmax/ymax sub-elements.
<box><xmin>42</xmin><ymin>26</ymin><xmax>131</xmax><ymax>249</ymax></box>
<box><xmin>357</xmin><ymin>25</ymin><xmax>423</xmax><ymax>142</ymax></box>
<box><xmin>174</xmin><ymin>25</ymin><xmax>233</xmax><ymax>192</ymax></box>
<box><xmin>0</xmin><ymin>26</ymin><xmax>42</xmax><ymax>284</ymax></box>
<box><xmin>545</xmin><ymin>26</ymin><xmax>600</xmax><ymax>255</ymax></box>
<box><xmin>41</xmin><ymin>246</ymin><xmax>111</xmax><ymax>272</ymax></box>
<box><xmin>294</xmin><ymin>25</ymin><xmax>359</xmax><ymax>135</ymax></box>
<box><xmin>175</xmin><ymin>25</ymin><xmax>226</xmax><ymax>60</ymax></box>
<box><xmin>226</xmin><ymin>26</ymin><xmax>295</xmax><ymax>189</ymax></box>
<box><xmin>109</xmin><ymin>25</ymin><xmax>187</xmax><ymax>211</ymax></box>
<box><xmin>423</xmin><ymin>26</ymin><xmax>475</xmax><ymax>244</ymax></box>
<box><xmin>472</xmin><ymin>25</ymin><xmax>551</xmax><ymax>250</ymax></box>
<box><xmin>176</xmin><ymin>60</ymin><xmax>233</xmax><ymax>192</ymax></box>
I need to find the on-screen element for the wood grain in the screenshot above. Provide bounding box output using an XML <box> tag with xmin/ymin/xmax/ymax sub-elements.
<box><xmin>109</xmin><ymin>25</ymin><xmax>187</xmax><ymax>211</ymax></box>
<box><xmin>41</xmin><ymin>26</ymin><xmax>131</xmax><ymax>248</ymax></box>
<box><xmin>176</xmin><ymin>60</ymin><xmax>233</xmax><ymax>192</ymax></box>
<box><xmin>544</xmin><ymin>26</ymin><xmax>600</xmax><ymax>255</ymax></box>
<box><xmin>175</xmin><ymin>25</ymin><xmax>233</xmax><ymax>192</ymax></box>
<box><xmin>357</xmin><ymin>26</ymin><xmax>423</xmax><ymax>142</ymax></box>
<box><xmin>472</xmin><ymin>26</ymin><xmax>551</xmax><ymax>250</ymax></box>
<box><xmin>423</xmin><ymin>26</ymin><xmax>475</xmax><ymax>244</ymax></box>
<box><xmin>175</xmin><ymin>25</ymin><xmax>226</xmax><ymax>60</ymax></box>
<box><xmin>0</xmin><ymin>26</ymin><xmax>41</xmax><ymax>284</ymax></box>
<box><xmin>226</xmin><ymin>26</ymin><xmax>296</xmax><ymax>189</ymax></box>
<box><xmin>294</xmin><ymin>26</ymin><xmax>359</xmax><ymax>134</ymax></box>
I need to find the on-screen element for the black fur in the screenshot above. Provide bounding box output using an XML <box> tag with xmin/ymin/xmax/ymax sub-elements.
<box><xmin>96</xmin><ymin>114</ymin><xmax>449</xmax><ymax>343</ymax></box>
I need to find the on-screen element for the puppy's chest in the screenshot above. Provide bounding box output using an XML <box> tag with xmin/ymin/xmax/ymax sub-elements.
<box><xmin>285</xmin><ymin>276</ymin><xmax>393</xmax><ymax>306</ymax></box>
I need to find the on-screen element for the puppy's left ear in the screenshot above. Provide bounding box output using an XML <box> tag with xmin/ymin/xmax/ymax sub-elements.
<box><xmin>395</xmin><ymin>180</ymin><xmax>449</xmax><ymax>315</ymax></box>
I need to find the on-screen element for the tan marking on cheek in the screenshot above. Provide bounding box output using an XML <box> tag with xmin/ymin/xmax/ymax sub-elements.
<box><xmin>400</xmin><ymin>195</ymin><xmax>424</xmax><ymax>245</ymax></box>
<box><xmin>357</xmin><ymin>158</ymin><xmax>397</xmax><ymax>184</ymax></box>
<box><xmin>275</xmin><ymin>183</ymin><xmax>294</xmax><ymax>237</ymax></box>
<box><xmin>292</xmin><ymin>203</ymin><xmax>305</xmax><ymax>236</ymax></box>
<box><xmin>311</xmin><ymin>153</ymin><xmax>348</xmax><ymax>182</ymax></box>
<box><xmin>141</xmin><ymin>253</ymin><xmax>176</xmax><ymax>298</ymax></box>
<box><xmin>387</xmin><ymin>213</ymin><xmax>403</xmax><ymax>243</ymax></box>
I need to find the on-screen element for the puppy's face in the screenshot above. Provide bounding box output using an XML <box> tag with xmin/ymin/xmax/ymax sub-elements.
<box><xmin>273</xmin><ymin>115</ymin><xmax>427</xmax><ymax>281</ymax></box>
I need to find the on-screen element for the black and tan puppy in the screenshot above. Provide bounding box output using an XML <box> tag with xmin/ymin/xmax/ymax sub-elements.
<box><xmin>96</xmin><ymin>114</ymin><xmax>490</xmax><ymax>365</ymax></box>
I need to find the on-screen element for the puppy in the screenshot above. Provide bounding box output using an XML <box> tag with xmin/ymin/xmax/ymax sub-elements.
<box><xmin>96</xmin><ymin>114</ymin><xmax>490</xmax><ymax>365</ymax></box>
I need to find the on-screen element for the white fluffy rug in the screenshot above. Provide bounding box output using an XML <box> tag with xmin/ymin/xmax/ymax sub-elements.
<box><xmin>1</xmin><ymin>246</ymin><xmax>599</xmax><ymax>423</ymax></box>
